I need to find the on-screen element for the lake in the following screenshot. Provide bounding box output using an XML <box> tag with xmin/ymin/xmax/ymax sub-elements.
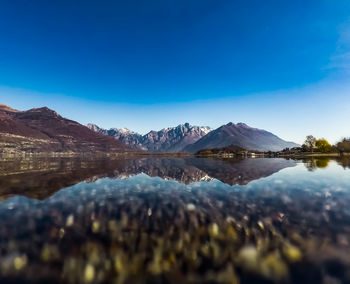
<box><xmin>0</xmin><ymin>156</ymin><xmax>349</xmax><ymax>283</ymax></box>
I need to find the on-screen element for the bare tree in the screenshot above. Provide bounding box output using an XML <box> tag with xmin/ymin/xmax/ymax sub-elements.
<box><xmin>304</xmin><ymin>135</ymin><xmax>316</xmax><ymax>152</ymax></box>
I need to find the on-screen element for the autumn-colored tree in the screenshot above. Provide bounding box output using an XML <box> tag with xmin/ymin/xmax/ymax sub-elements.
<box><xmin>315</xmin><ymin>139</ymin><xmax>332</xmax><ymax>153</ymax></box>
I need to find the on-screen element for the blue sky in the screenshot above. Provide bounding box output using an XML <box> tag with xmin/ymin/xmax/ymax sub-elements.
<box><xmin>0</xmin><ymin>0</ymin><xmax>350</xmax><ymax>143</ymax></box>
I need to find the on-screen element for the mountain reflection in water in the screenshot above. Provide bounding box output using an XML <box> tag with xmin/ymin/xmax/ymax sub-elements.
<box><xmin>0</xmin><ymin>157</ymin><xmax>296</xmax><ymax>200</ymax></box>
<box><xmin>0</xmin><ymin>156</ymin><xmax>349</xmax><ymax>284</ymax></box>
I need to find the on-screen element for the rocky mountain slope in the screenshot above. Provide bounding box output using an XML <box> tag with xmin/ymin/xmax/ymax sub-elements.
<box><xmin>87</xmin><ymin>123</ymin><xmax>213</xmax><ymax>152</ymax></box>
<box><xmin>87</xmin><ymin>124</ymin><xmax>145</xmax><ymax>150</ymax></box>
<box><xmin>90</xmin><ymin>121</ymin><xmax>298</xmax><ymax>153</ymax></box>
<box><xmin>184</xmin><ymin>122</ymin><xmax>299</xmax><ymax>153</ymax></box>
<box><xmin>141</xmin><ymin>123</ymin><xmax>213</xmax><ymax>152</ymax></box>
<box><xmin>0</xmin><ymin>104</ymin><xmax>129</xmax><ymax>154</ymax></box>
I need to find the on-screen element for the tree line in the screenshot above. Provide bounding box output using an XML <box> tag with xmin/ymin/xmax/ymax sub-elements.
<box><xmin>286</xmin><ymin>135</ymin><xmax>350</xmax><ymax>154</ymax></box>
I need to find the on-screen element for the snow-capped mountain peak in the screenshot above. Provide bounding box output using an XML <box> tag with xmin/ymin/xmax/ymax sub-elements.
<box><xmin>87</xmin><ymin>123</ymin><xmax>213</xmax><ymax>152</ymax></box>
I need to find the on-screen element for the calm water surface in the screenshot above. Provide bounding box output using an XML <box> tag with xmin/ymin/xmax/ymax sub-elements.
<box><xmin>0</xmin><ymin>156</ymin><xmax>349</xmax><ymax>284</ymax></box>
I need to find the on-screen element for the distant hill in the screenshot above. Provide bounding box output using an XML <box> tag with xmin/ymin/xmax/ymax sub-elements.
<box><xmin>184</xmin><ymin>122</ymin><xmax>299</xmax><ymax>153</ymax></box>
<box><xmin>88</xmin><ymin>123</ymin><xmax>213</xmax><ymax>152</ymax></box>
<box><xmin>0</xmin><ymin>103</ymin><xmax>129</xmax><ymax>154</ymax></box>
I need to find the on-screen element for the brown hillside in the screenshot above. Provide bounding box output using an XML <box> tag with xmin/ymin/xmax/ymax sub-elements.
<box><xmin>0</xmin><ymin>104</ymin><xmax>130</xmax><ymax>154</ymax></box>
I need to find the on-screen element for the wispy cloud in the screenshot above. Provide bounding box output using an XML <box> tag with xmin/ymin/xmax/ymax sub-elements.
<box><xmin>326</xmin><ymin>20</ymin><xmax>350</xmax><ymax>71</ymax></box>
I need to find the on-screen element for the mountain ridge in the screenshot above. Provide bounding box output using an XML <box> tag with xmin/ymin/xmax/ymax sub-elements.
<box><xmin>89</xmin><ymin>121</ymin><xmax>299</xmax><ymax>153</ymax></box>
<box><xmin>0</xmin><ymin>103</ymin><xmax>130</xmax><ymax>154</ymax></box>
<box><xmin>87</xmin><ymin>122</ymin><xmax>213</xmax><ymax>152</ymax></box>
<box><xmin>0</xmin><ymin>102</ymin><xmax>299</xmax><ymax>154</ymax></box>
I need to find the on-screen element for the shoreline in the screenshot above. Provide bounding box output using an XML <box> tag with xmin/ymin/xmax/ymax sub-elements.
<box><xmin>1</xmin><ymin>151</ymin><xmax>350</xmax><ymax>159</ymax></box>
<box><xmin>195</xmin><ymin>152</ymin><xmax>350</xmax><ymax>159</ymax></box>
<box><xmin>275</xmin><ymin>152</ymin><xmax>350</xmax><ymax>158</ymax></box>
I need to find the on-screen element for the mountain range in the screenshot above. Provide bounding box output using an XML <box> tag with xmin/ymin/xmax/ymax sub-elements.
<box><xmin>87</xmin><ymin>123</ymin><xmax>213</xmax><ymax>152</ymax></box>
<box><xmin>0</xmin><ymin>103</ymin><xmax>299</xmax><ymax>154</ymax></box>
<box><xmin>88</xmin><ymin>122</ymin><xmax>299</xmax><ymax>153</ymax></box>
